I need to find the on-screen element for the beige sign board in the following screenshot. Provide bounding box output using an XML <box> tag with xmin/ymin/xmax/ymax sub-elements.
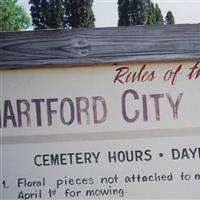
<box><xmin>1</xmin><ymin>61</ymin><xmax>200</xmax><ymax>199</ymax></box>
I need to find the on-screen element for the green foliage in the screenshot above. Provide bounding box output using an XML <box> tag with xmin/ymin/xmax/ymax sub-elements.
<box><xmin>29</xmin><ymin>0</ymin><xmax>64</xmax><ymax>29</ymax></box>
<box><xmin>118</xmin><ymin>0</ymin><xmax>130</xmax><ymax>26</ymax></box>
<box><xmin>165</xmin><ymin>10</ymin><xmax>175</xmax><ymax>25</ymax></box>
<box><xmin>130</xmin><ymin>0</ymin><xmax>146</xmax><ymax>25</ymax></box>
<box><xmin>144</xmin><ymin>0</ymin><xmax>150</xmax><ymax>23</ymax></box>
<box><xmin>64</xmin><ymin>0</ymin><xmax>95</xmax><ymax>28</ymax></box>
<box><xmin>155</xmin><ymin>4</ymin><xmax>163</xmax><ymax>25</ymax></box>
<box><xmin>118</xmin><ymin>0</ymin><xmax>170</xmax><ymax>26</ymax></box>
<box><xmin>0</xmin><ymin>0</ymin><xmax>30</xmax><ymax>31</ymax></box>
<box><xmin>47</xmin><ymin>0</ymin><xmax>64</xmax><ymax>28</ymax></box>
<box><xmin>29</xmin><ymin>0</ymin><xmax>95</xmax><ymax>29</ymax></box>
<box><xmin>118</xmin><ymin>0</ymin><xmax>146</xmax><ymax>26</ymax></box>
<box><xmin>146</xmin><ymin>2</ymin><xmax>156</xmax><ymax>25</ymax></box>
<box><xmin>146</xmin><ymin>3</ymin><xmax>163</xmax><ymax>25</ymax></box>
<box><xmin>29</xmin><ymin>0</ymin><xmax>46</xmax><ymax>29</ymax></box>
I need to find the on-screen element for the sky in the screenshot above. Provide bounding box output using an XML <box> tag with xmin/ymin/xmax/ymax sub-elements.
<box><xmin>18</xmin><ymin>0</ymin><xmax>200</xmax><ymax>27</ymax></box>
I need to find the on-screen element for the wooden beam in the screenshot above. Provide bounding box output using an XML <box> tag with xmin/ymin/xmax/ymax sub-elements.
<box><xmin>0</xmin><ymin>24</ymin><xmax>200</xmax><ymax>68</ymax></box>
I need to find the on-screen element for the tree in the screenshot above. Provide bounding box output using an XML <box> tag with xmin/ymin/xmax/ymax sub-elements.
<box><xmin>155</xmin><ymin>4</ymin><xmax>163</xmax><ymax>25</ymax></box>
<box><xmin>144</xmin><ymin>0</ymin><xmax>150</xmax><ymax>23</ymax></box>
<box><xmin>165</xmin><ymin>10</ymin><xmax>175</xmax><ymax>25</ymax></box>
<box><xmin>46</xmin><ymin>0</ymin><xmax>64</xmax><ymax>28</ymax></box>
<box><xmin>129</xmin><ymin>0</ymin><xmax>146</xmax><ymax>25</ymax></box>
<box><xmin>136</xmin><ymin>0</ymin><xmax>146</xmax><ymax>25</ymax></box>
<box><xmin>118</xmin><ymin>0</ymin><xmax>130</xmax><ymax>26</ymax></box>
<box><xmin>145</xmin><ymin>1</ymin><xmax>164</xmax><ymax>25</ymax></box>
<box><xmin>29</xmin><ymin>0</ymin><xmax>95</xmax><ymax>29</ymax></box>
<box><xmin>118</xmin><ymin>0</ymin><xmax>164</xmax><ymax>26</ymax></box>
<box><xmin>0</xmin><ymin>0</ymin><xmax>30</xmax><ymax>31</ymax></box>
<box><xmin>29</xmin><ymin>0</ymin><xmax>46</xmax><ymax>29</ymax></box>
<box><xmin>64</xmin><ymin>0</ymin><xmax>95</xmax><ymax>28</ymax></box>
<box><xmin>118</xmin><ymin>0</ymin><xmax>146</xmax><ymax>26</ymax></box>
<box><xmin>146</xmin><ymin>2</ymin><xmax>156</xmax><ymax>25</ymax></box>
<box><xmin>29</xmin><ymin>0</ymin><xmax>64</xmax><ymax>29</ymax></box>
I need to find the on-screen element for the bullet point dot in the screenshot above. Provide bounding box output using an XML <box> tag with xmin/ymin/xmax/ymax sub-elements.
<box><xmin>159</xmin><ymin>153</ymin><xmax>164</xmax><ymax>157</ymax></box>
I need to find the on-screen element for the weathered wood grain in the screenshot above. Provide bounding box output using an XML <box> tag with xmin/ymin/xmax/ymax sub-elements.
<box><xmin>0</xmin><ymin>24</ymin><xmax>200</xmax><ymax>68</ymax></box>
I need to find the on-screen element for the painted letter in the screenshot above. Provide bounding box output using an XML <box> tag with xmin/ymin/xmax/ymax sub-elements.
<box><xmin>93</xmin><ymin>96</ymin><xmax>107</xmax><ymax>124</ymax></box>
<box><xmin>150</xmin><ymin>94</ymin><xmax>164</xmax><ymax>121</ymax></box>
<box><xmin>166</xmin><ymin>93</ymin><xmax>183</xmax><ymax>120</ymax></box>
<box><xmin>3</xmin><ymin>100</ymin><xmax>17</xmax><ymax>128</ymax></box>
<box><xmin>32</xmin><ymin>99</ymin><xmax>45</xmax><ymax>127</ymax></box>
<box><xmin>121</xmin><ymin>89</ymin><xmax>139</xmax><ymax>122</ymax></box>
<box><xmin>76</xmin><ymin>97</ymin><xmax>90</xmax><ymax>125</ymax></box>
<box><xmin>60</xmin><ymin>98</ymin><xmax>74</xmax><ymax>125</ymax></box>
<box><xmin>17</xmin><ymin>99</ymin><xmax>30</xmax><ymax>127</ymax></box>
<box><xmin>47</xmin><ymin>98</ymin><xmax>58</xmax><ymax>126</ymax></box>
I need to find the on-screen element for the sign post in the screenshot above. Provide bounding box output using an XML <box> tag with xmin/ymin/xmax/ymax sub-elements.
<box><xmin>1</xmin><ymin>24</ymin><xmax>200</xmax><ymax>199</ymax></box>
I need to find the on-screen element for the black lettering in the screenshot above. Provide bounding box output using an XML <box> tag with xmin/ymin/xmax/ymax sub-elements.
<box><xmin>17</xmin><ymin>99</ymin><xmax>30</xmax><ymax>127</ymax></box>
<box><xmin>47</xmin><ymin>98</ymin><xmax>58</xmax><ymax>126</ymax></box>
<box><xmin>60</xmin><ymin>98</ymin><xmax>74</xmax><ymax>125</ymax></box>
<box><xmin>121</xmin><ymin>89</ymin><xmax>139</xmax><ymax>122</ymax></box>
<box><xmin>31</xmin><ymin>99</ymin><xmax>45</xmax><ymax>127</ymax></box>
<box><xmin>3</xmin><ymin>100</ymin><xmax>17</xmax><ymax>128</ymax></box>
<box><xmin>34</xmin><ymin>155</ymin><xmax>42</xmax><ymax>167</ymax></box>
